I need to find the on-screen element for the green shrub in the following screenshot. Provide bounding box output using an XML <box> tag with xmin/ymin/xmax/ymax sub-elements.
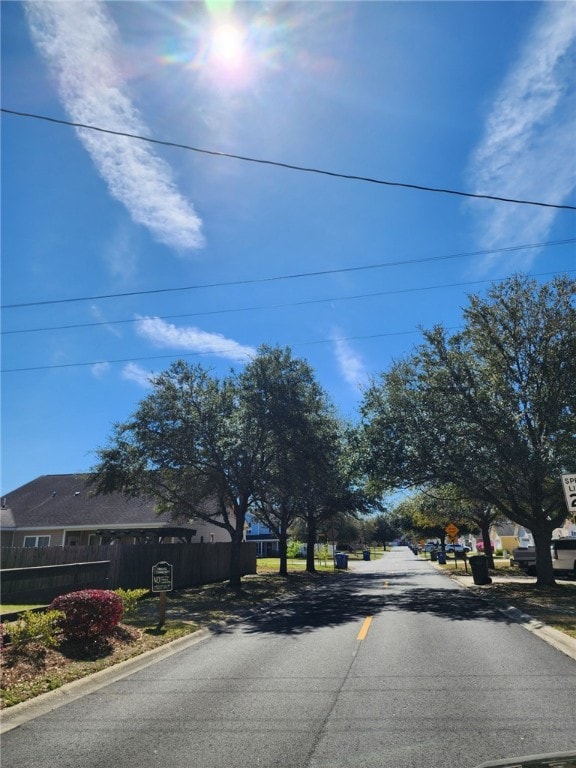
<box><xmin>114</xmin><ymin>588</ymin><xmax>148</xmax><ymax>619</ymax></box>
<box><xmin>287</xmin><ymin>539</ymin><xmax>303</xmax><ymax>558</ymax></box>
<box><xmin>7</xmin><ymin>610</ymin><xmax>64</xmax><ymax>649</ymax></box>
<box><xmin>50</xmin><ymin>589</ymin><xmax>123</xmax><ymax>641</ymax></box>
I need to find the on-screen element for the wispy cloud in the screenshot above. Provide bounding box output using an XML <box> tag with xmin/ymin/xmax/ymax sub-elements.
<box><xmin>136</xmin><ymin>316</ymin><xmax>256</xmax><ymax>363</ymax></box>
<box><xmin>467</xmin><ymin>2</ymin><xmax>575</xmax><ymax>271</ymax></box>
<box><xmin>90</xmin><ymin>304</ymin><xmax>123</xmax><ymax>338</ymax></box>
<box><xmin>121</xmin><ymin>362</ymin><xmax>155</xmax><ymax>388</ymax></box>
<box><xmin>91</xmin><ymin>361</ymin><xmax>110</xmax><ymax>378</ymax></box>
<box><xmin>25</xmin><ymin>1</ymin><xmax>204</xmax><ymax>252</ymax></box>
<box><xmin>332</xmin><ymin>333</ymin><xmax>369</xmax><ymax>394</ymax></box>
<box><xmin>102</xmin><ymin>224</ymin><xmax>138</xmax><ymax>282</ymax></box>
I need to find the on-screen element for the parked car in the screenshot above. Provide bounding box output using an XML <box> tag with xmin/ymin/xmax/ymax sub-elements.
<box><xmin>424</xmin><ymin>542</ymin><xmax>439</xmax><ymax>552</ymax></box>
<box><xmin>512</xmin><ymin>539</ymin><xmax>576</xmax><ymax>576</ymax></box>
<box><xmin>552</xmin><ymin>538</ymin><xmax>576</xmax><ymax>574</ymax></box>
<box><xmin>445</xmin><ymin>543</ymin><xmax>471</xmax><ymax>554</ymax></box>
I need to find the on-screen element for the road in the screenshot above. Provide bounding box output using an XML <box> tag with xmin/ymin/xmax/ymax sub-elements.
<box><xmin>3</xmin><ymin>548</ymin><xmax>576</xmax><ymax>768</ymax></box>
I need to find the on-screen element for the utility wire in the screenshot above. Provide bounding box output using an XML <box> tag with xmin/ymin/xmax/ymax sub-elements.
<box><xmin>2</xmin><ymin>238</ymin><xmax>573</xmax><ymax>310</ymax></box>
<box><xmin>1</xmin><ymin>328</ymin><xmax>426</xmax><ymax>374</ymax></box>
<box><xmin>2</xmin><ymin>269</ymin><xmax>572</xmax><ymax>336</ymax></box>
<box><xmin>3</xmin><ymin>108</ymin><xmax>576</xmax><ymax>211</ymax></box>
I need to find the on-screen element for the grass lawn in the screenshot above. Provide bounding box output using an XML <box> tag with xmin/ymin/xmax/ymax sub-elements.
<box><xmin>1</xmin><ymin>603</ymin><xmax>47</xmax><ymax>618</ymax></box>
<box><xmin>256</xmin><ymin>548</ymin><xmax>385</xmax><ymax>574</ymax></box>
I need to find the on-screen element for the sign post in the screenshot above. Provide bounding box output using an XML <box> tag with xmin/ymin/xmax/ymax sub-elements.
<box><xmin>152</xmin><ymin>561</ymin><xmax>173</xmax><ymax>630</ymax></box>
<box><xmin>444</xmin><ymin>523</ymin><xmax>463</xmax><ymax>570</ymax></box>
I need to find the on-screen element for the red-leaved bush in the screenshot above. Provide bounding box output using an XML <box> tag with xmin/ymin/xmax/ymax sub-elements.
<box><xmin>50</xmin><ymin>589</ymin><xmax>123</xmax><ymax>641</ymax></box>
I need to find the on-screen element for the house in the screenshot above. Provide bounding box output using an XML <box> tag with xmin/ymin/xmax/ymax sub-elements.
<box><xmin>244</xmin><ymin>513</ymin><xmax>280</xmax><ymax>557</ymax></box>
<box><xmin>0</xmin><ymin>474</ymin><xmax>230</xmax><ymax>548</ymax></box>
<box><xmin>488</xmin><ymin>517</ymin><xmax>576</xmax><ymax>553</ymax></box>
<box><xmin>488</xmin><ymin>521</ymin><xmax>533</xmax><ymax>553</ymax></box>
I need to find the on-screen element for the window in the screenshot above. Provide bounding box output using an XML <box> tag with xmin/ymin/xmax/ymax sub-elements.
<box><xmin>23</xmin><ymin>535</ymin><xmax>51</xmax><ymax>548</ymax></box>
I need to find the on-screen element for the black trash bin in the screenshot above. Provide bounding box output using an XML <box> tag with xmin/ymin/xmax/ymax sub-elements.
<box><xmin>363</xmin><ymin>550</ymin><xmax>371</xmax><ymax>561</ymax></box>
<box><xmin>469</xmin><ymin>555</ymin><xmax>492</xmax><ymax>585</ymax></box>
<box><xmin>437</xmin><ymin>552</ymin><xmax>446</xmax><ymax>565</ymax></box>
<box><xmin>430</xmin><ymin>550</ymin><xmax>438</xmax><ymax>562</ymax></box>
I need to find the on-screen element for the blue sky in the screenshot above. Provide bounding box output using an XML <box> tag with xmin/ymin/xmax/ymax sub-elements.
<box><xmin>2</xmin><ymin>1</ymin><xmax>575</xmax><ymax>494</ymax></box>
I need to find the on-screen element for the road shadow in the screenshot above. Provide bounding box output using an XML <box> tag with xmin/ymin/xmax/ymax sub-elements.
<box><xmin>234</xmin><ymin>571</ymin><xmax>517</xmax><ymax>637</ymax></box>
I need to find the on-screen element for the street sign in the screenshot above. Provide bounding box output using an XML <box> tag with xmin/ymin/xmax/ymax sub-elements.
<box><xmin>445</xmin><ymin>523</ymin><xmax>459</xmax><ymax>538</ymax></box>
<box><xmin>152</xmin><ymin>561</ymin><xmax>173</xmax><ymax>593</ymax></box>
<box><xmin>561</xmin><ymin>474</ymin><xmax>576</xmax><ymax>518</ymax></box>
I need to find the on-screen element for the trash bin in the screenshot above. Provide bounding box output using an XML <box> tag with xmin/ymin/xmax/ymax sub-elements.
<box><xmin>469</xmin><ymin>555</ymin><xmax>492</xmax><ymax>585</ymax></box>
<box><xmin>335</xmin><ymin>552</ymin><xmax>349</xmax><ymax>569</ymax></box>
<box><xmin>430</xmin><ymin>550</ymin><xmax>438</xmax><ymax>561</ymax></box>
<box><xmin>362</xmin><ymin>549</ymin><xmax>371</xmax><ymax>561</ymax></box>
<box><xmin>437</xmin><ymin>552</ymin><xmax>446</xmax><ymax>565</ymax></box>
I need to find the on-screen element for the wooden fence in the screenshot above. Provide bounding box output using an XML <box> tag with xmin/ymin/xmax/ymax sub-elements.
<box><xmin>1</xmin><ymin>561</ymin><xmax>111</xmax><ymax>604</ymax></box>
<box><xmin>1</xmin><ymin>542</ymin><xmax>257</xmax><ymax>602</ymax></box>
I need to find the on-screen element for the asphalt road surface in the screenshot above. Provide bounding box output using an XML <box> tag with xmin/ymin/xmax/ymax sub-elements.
<box><xmin>3</xmin><ymin>547</ymin><xmax>576</xmax><ymax>768</ymax></box>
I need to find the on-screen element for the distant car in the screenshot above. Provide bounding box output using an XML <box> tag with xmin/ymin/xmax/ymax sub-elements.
<box><xmin>445</xmin><ymin>544</ymin><xmax>471</xmax><ymax>554</ymax></box>
<box><xmin>424</xmin><ymin>542</ymin><xmax>439</xmax><ymax>552</ymax></box>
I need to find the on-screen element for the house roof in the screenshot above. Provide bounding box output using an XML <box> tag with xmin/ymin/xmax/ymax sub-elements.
<box><xmin>0</xmin><ymin>474</ymin><xmax>193</xmax><ymax>530</ymax></box>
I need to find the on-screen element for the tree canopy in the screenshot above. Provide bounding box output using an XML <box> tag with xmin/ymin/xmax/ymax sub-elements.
<box><xmin>90</xmin><ymin>345</ymin><xmax>358</xmax><ymax>586</ymax></box>
<box><xmin>361</xmin><ymin>275</ymin><xmax>576</xmax><ymax>585</ymax></box>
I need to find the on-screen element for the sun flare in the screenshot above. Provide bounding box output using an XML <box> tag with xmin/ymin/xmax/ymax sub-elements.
<box><xmin>211</xmin><ymin>23</ymin><xmax>245</xmax><ymax>67</ymax></box>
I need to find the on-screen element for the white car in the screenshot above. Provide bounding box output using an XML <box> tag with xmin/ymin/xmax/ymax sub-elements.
<box><xmin>445</xmin><ymin>543</ymin><xmax>471</xmax><ymax>554</ymax></box>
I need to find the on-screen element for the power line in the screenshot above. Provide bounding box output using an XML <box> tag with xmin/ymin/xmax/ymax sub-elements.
<box><xmin>3</xmin><ymin>107</ymin><xmax>576</xmax><ymax>211</ymax></box>
<box><xmin>0</xmin><ymin>328</ymin><xmax>425</xmax><ymax>374</ymax></box>
<box><xmin>2</xmin><ymin>238</ymin><xmax>573</xmax><ymax>310</ymax></box>
<box><xmin>2</xmin><ymin>269</ymin><xmax>572</xmax><ymax>336</ymax></box>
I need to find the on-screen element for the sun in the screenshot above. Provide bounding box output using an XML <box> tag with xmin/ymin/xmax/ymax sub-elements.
<box><xmin>210</xmin><ymin>23</ymin><xmax>246</xmax><ymax>67</ymax></box>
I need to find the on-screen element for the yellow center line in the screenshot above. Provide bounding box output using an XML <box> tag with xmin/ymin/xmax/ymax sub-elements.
<box><xmin>357</xmin><ymin>615</ymin><xmax>373</xmax><ymax>641</ymax></box>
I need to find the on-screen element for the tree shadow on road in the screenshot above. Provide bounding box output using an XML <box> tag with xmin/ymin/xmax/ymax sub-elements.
<box><xmin>234</xmin><ymin>572</ymin><xmax>518</xmax><ymax>637</ymax></box>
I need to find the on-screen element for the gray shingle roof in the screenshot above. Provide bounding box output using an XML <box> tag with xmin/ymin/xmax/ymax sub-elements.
<box><xmin>1</xmin><ymin>474</ymin><xmax>177</xmax><ymax>529</ymax></box>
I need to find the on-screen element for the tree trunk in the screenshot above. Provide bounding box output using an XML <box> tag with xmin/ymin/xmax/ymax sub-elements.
<box><xmin>228</xmin><ymin>504</ymin><xmax>247</xmax><ymax>589</ymax></box>
<box><xmin>278</xmin><ymin>532</ymin><xmax>289</xmax><ymax>576</ymax></box>
<box><xmin>228</xmin><ymin>533</ymin><xmax>243</xmax><ymax>589</ymax></box>
<box><xmin>480</xmin><ymin>522</ymin><xmax>495</xmax><ymax>569</ymax></box>
<box><xmin>305</xmin><ymin>519</ymin><xmax>317</xmax><ymax>573</ymax></box>
<box><xmin>533</xmin><ymin>528</ymin><xmax>556</xmax><ymax>587</ymax></box>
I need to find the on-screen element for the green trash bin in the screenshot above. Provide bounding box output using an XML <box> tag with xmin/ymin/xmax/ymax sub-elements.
<box><xmin>469</xmin><ymin>555</ymin><xmax>492</xmax><ymax>585</ymax></box>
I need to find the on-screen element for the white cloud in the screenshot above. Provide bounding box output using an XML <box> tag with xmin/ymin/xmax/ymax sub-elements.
<box><xmin>121</xmin><ymin>362</ymin><xmax>155</xmax><ymax>388</ymax></box>
<box><xmin>135</xmin><ymin>316</ymin><xmax>256</xmax><ymax>363</ymax></box>
<box><xmin>25</xmin><ymin>1</ymin><xmax>204</xmax><ymax>252</ymax></box>
<box><xmin>332</xmin><ymin>333</ymin><xmax>369</xmax><ymax>394</ymax></box>
<box><xmin>467</xmin><ymin>2</ymin><xmax>575</xmax><ymax>270</ymax></box>
<box><xmin>102</xmin><ymin>224</ymin><xmax>138</xmax><ymax>281</ymax></box>
<box><xmin>91</xmin><ymin>361</ymin><xmax>110</xmax><ymax>378</ymax></box>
